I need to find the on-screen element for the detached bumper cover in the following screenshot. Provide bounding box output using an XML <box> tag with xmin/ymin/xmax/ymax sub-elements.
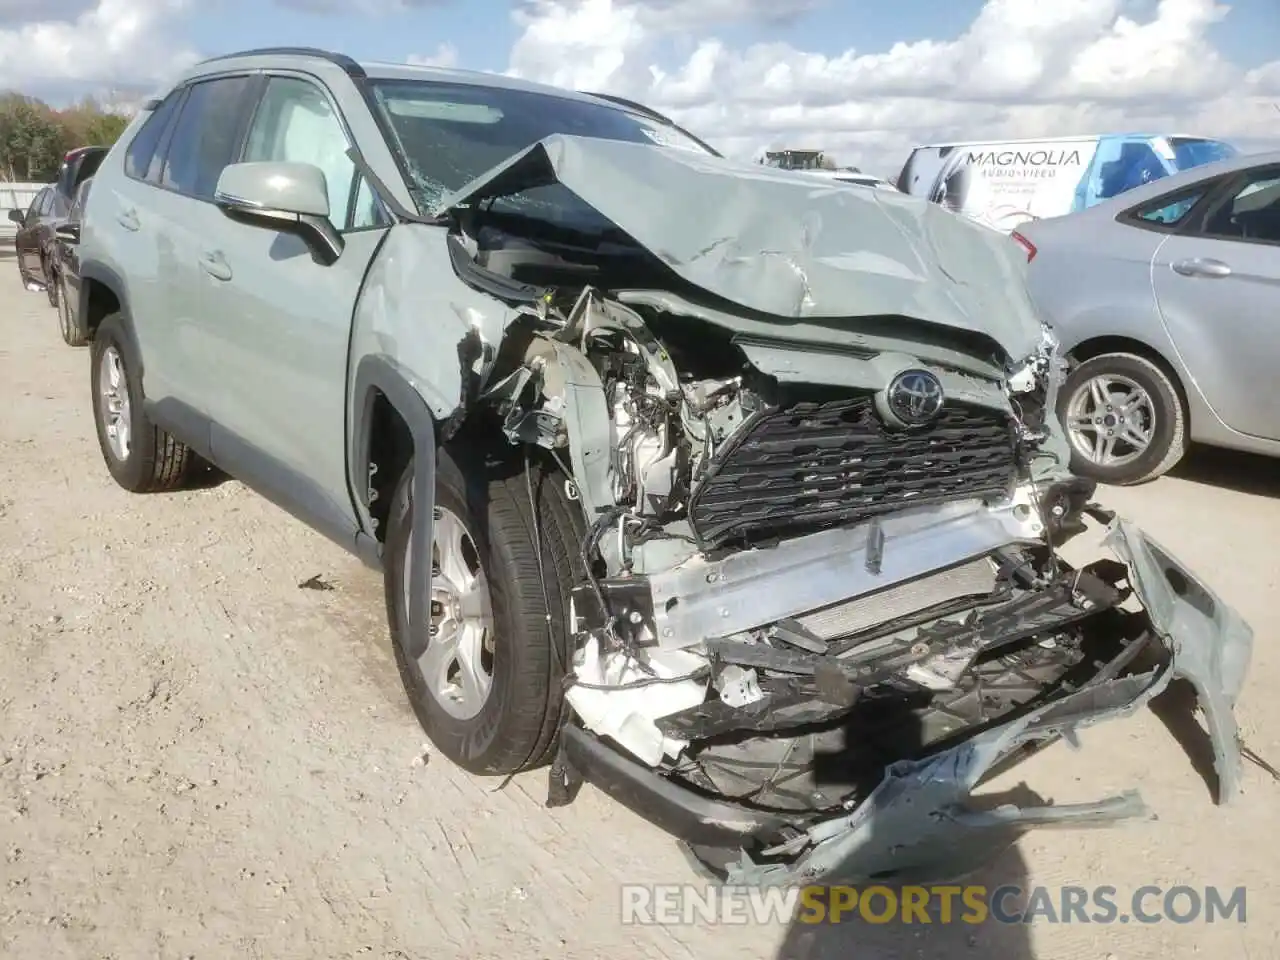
<box><xmin>723</xmin><ymin>517</ymin><xmax>1253</xmax><ymax>886</ymax></box>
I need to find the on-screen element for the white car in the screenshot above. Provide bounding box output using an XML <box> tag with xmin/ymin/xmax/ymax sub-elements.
<box><xmin>897</xmin><ymin>134</ymin><xmax>1237</xmax><ymax>233</ymax></box>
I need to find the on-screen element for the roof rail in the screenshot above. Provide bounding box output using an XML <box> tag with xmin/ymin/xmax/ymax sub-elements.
<box><xmin>579</xmin><ymin>90</ymin><xmax>722</xmax><ymax>158</ymax></box>
<box><xmin>196</xmin><ymin>46</ymin><xmax>366</xmax><ymax>79</ymax></box>
<box><xmin>582</xmin><ymin>91</ymin><xmax>670</xmax><ymax>124</ymax></box>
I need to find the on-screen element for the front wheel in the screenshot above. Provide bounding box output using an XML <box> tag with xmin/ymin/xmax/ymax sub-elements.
<box><xmin>1057</xmin><ymin>352</ymin><xmax>1188</xmax><ymax>485</ymax></box>
<box><xmin>383</xmin><ymin>446</ymin><xmax>586</xmax><ymax>776</ymax></box>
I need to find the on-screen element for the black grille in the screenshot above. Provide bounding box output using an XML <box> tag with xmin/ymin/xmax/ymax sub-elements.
<box><xmin>688</xmin><ymin>394</ymin><xmax>1018</xmax><ymax>546</ymax></box>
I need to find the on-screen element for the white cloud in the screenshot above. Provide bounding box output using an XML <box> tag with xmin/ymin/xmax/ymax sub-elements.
<box><xmin>1244</xmin><ymin>60</ymin><xmax>1280</xmax><ymax>96</ymax></box>
<box><xmin>0</xmin><ymin>0</ymin><xmax>97</xmax><ymax>25</ymax></box>
<box><xmin>276</xmin><ymin>0</ymin><xmax>450</xmax><ymax>12</ymax></box>
<box><xmin>407</xmin><ymin>42</ymin><xmax>459</xmax><ymax>69</ymax></box>
<box><xmin>3</xmin><ymin>0</ymin><xmax>1278</xmax><ymax>178</ymax></box>
<box><xmin>507</xmin><ymin>0</ymin><xmax>1280</xmax><ymax>176</ymax></box>
<box><xmin>0</xmin><ymin>0</ymin><xmax>198</xmax><ymax>95</ymax></box>
<box><xmin>508</xmin><ymin>0</ymin><xmax>651</xmax><ymax>93</ymax></box>
<box><xmin>624</xmin><ymin>0</ymin><xmax>820</xmax><ymax>31</ymax></box>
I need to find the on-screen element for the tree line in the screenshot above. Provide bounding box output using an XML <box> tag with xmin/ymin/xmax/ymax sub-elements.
<box><xmin>0</xmin><ymin>92</ymin><xmax>132</xmax><ymax>183</ymax></box>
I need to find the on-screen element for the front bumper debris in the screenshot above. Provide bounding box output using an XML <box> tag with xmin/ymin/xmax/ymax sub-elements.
<box><xmin>722</xmin><ymin>517</ymin><xmax>1253</xmax><ymax>886</ymax></box>
<box><xmin>551</xmin><ymin>515</ymin><xmax>1253</xmax><ymax>887</ymax></box>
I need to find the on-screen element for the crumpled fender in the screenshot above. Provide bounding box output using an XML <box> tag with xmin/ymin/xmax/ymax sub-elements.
<box><xmin>727</xmin><ymin>517</ymin><xmax>1253</xmax><ymax>886</ymax></box>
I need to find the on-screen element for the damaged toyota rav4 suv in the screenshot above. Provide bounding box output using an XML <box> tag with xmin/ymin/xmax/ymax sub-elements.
<box><xmin>77</xmin><ymin>48</ymin><xmax>1252</xmax><ymax>884</ymax></box>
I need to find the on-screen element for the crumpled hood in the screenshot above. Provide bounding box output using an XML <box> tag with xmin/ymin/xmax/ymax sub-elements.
<box><xmin>434</xmin><ymin>134</ymin><xmax>1047</xmax><ymax>359</ymax></box>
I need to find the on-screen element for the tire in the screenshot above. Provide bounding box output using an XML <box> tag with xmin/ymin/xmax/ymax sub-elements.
<box><xmin>383</xmin><ymin>445</ymin><xmax>587</xmax><ymax>776</ymax></box>
<box><xmin>44</xmin><ymin>257</ymin><xmax>58</xmax><ymax>308</ymax></box>
<box><xmin>90</xmin><ymin>313</ymin><xmax>196</xmax><ymax>493</ymax></box>
<box><xmin>56</xmin><ymin>273</ymin><xmax>86</xmax><ymax>347</ymax></box>
<box><xmin>1057</xmin><ymin>352</ymin><xmax>1188</xmax><ymax>485</ymax></box>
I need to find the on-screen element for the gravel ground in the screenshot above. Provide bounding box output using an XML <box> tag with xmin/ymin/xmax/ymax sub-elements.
<box><xmin>1</xmin><ymin>262</ymin><xmax>1277</xmax><ymax>960</ymax></box>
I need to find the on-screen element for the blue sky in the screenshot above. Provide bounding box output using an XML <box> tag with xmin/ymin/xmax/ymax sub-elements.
<box><xmin>1208</xmin><ymin>0</ymin><xmax>1280</xmax><ymax>66</ymax></box>
<box><xmin>176</xmin><ymin>0</ymin><xmax>1280</xmax><ymax>75</ymax></box>
<box><xmin>4</xmin><ymin>0</ymin><xmax>1278</xmax><ymax>173</ymax></box>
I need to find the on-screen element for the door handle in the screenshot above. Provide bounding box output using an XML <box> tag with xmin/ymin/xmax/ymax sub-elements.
<box><xmin>1172</xmin><ymin>257</ymin><xmax>1231</xmax><ymax>278</ymax></box>
<box><xmin>116</xmin><ymin>208</ymin><xmax>140</xmax><ymax>232</ymax></box>
<box><xmin>199</xmin><ymin>251</ymin><xmax>232</xmax><ymax>282</ymax></box>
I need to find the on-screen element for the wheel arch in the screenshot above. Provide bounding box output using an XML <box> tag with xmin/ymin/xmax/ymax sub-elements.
<box><xmin>350</xmin><ymin>355</ymin><xmax>440</xmax><ymax>640</ymax></box>
<box><xmin>77</xmin><ymin>260</ymin><xmax>137</xmax><ymax>364</ymax></box>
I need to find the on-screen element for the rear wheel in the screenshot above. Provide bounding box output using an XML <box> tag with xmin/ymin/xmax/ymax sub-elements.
<box><xmin>44</xmin><ymin>258</ymin><xmax>58</xmax><ymax>308</ymax></box>
<box><xmin>383</xmin><ymin>445</ymin><xmax>586</xmax><ymax>775</ymax></box>
<box><xmin>90</xmin><ymin>313</ymin><xmax>196</xmax><ymax>492</ymax></box>
<box><xmin>1058</xmin><ymin>352</ymin><xmax>1188</xmax><ymax>485</ymax></box>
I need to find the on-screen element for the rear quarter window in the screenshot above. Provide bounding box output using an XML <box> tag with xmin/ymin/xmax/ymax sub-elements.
<box><xmin>1139</xmin><ymin>193</ymin><xmax>1202</xmax><ymax>224</ymax></box>
<box><xmin>1119</xmin><ymin>181</ymin><xmax>1216</xmax><ymax>232</ymax></box>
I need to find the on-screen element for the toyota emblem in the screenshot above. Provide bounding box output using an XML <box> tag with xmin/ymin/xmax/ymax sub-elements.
<box><xmin>885</xmin><ymin>369</ymin><xmax>945</xmax><ymax>427</ymax></box>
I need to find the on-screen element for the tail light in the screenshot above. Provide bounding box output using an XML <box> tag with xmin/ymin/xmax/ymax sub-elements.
<box><xmin>1011</xmin><ymin>230</ymin><xmax>1037</xmax><ymax>262</ymax></box>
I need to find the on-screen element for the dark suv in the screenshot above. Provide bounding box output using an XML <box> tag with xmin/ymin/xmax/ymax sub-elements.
<box><xmin>9</xmin><ymin>145</ymin><xmax>107</xmax><ymax>310</ymax></box>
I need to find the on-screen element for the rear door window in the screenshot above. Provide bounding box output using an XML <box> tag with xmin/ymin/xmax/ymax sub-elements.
<box><xmin>161</xmin><ymin>75</ymin><xmax>255</xmax><ymax>200</ymax></box>
<box><xmin>26</xmin><ymin>189</ymin><xmax>48</xmax><ymax>223</ymax></box>
<box><xmin>1200</xmin><ymin>168</ymin><xmax>1280</xmax><ymax>244</ymax></box>
<box><xmin>74</xmin><ymin>149</ymin><xmax>106</xmax><ymax>189</ymax></box>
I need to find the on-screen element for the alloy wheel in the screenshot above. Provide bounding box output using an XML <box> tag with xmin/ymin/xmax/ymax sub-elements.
<box><xmin>1064</xmin><ymin>374</ymin><xmax>1155</xmax><ymax>469</ymax></box>
<box><xmin>402</xmin><ymin>506</ymin><xmax>496</xmax><ymax>719</ymax></box>
<box><xmin>98</xmin><ymin>346</ymin><xmax>132</xmax><ymax>461</ymax></box>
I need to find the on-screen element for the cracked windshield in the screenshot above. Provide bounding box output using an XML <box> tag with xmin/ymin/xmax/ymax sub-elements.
<box><xmin>372</xmin><ymin>79</ymin><xmax>712</xmax><ymax>224</ymax></box>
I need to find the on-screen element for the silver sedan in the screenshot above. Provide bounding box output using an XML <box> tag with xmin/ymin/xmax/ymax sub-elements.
<box><xmin>1015</xmin><ymin>149</ymin><xmax>1280</xmax><ymax>485</ymax></box>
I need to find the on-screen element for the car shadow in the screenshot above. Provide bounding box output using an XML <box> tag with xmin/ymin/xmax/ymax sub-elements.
<box><xmin>1147</xmin><ymin>678</ymin><xmax>1219</xmax><ymax>802</ymax></box>
<box><xmin>1168</xmin><ymin>445</ymin><xmax>1280</xmax><ymax>498</ymax></box>
<box><xmin>774</xmin><ymin>840</ymin><xmax>1037</xmax><ymax>959</ymax></box>
<box><xmin>740</xmin><ymin>698</ymin><xmax>1043</xmax><ymax>960</ymax></box>
<box><xmin>186</xmin><ymin>458</ymin><xmax>232</xmax><ymax>490</ymax></box>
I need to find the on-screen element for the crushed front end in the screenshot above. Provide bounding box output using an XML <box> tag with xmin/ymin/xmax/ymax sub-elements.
<box><xmin>430</xmin><ymin>135</ymin><xmax>1253</xmax><ymax>886</ymax></box>
<box><xmin>474</xmin><ymin>287</ymin><xmax>1251</xmax><ymax>887</ymax></box>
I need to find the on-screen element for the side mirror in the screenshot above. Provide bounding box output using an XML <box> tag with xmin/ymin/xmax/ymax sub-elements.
<box><xmin>7</xmin><ymin>209</ymin><xmax>24</xmax><ymax>225</ymax></box>
<box><xmin>213</xmin><ymin>161</ymin><xmax>344</xmax><ymax>265</ymax></box>
<box><xmin>55</xmin><ymin>223</ymin><xmax>80</xmax><ymax>244</ymax></box>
